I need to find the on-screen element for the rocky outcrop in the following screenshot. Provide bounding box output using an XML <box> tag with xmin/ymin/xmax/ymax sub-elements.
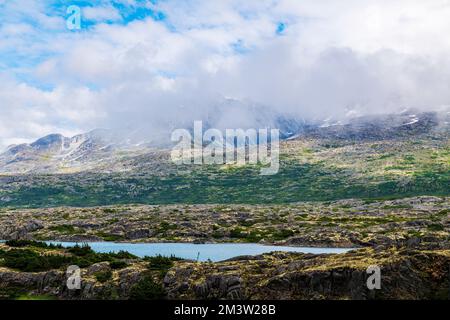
<box><xmin>0</xmin><ymin>269</ymin><xmax>65</xmax><ymax>298</ymax></box>
<box><xmin>1</xmin><ymin>247</ymin><xmax>448</xmax><ymax>300</ymax></box>
<box><xmin>125</xmin><ymin>229</ymin><xmax>153</xmax><ymax>240</ymax></box>
<box><xmin>0</xmin><ymin>220</ymin><xmax>44</xmax><ymax>240</ymax></box>
<box><xmin>163</xmin><ymin>248</ymin><xmax>450</xmax><ymax>300</ymax></box>
<box><xmin>0</xmin><ymin>196</ymin><xmax>448</xmax><ymax>246</ymax></box>
<box><xmin>165</xmin><ymin>271</ymin><xmax>243</xmax><ymax>300</ymax></box>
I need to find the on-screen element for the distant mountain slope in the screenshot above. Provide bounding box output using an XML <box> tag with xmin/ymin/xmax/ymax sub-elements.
<box><xmin>0</xmin><ymin>129</ymin><xmax>153</xmax><ymax>174</ymax></box>
<box><xmin>303</xmin><ymin>111</ymin><xmax>448</xmax><ymax>141</ymax></box>
<box><xmin>0</xmin><ymin>110</ymin><xmax>448</xmax><ymax>207</ymax></box>
<box><xmin>1</xmin><ymin>110</ymin><xmax>448</xmax><ymax>174</ymax></box>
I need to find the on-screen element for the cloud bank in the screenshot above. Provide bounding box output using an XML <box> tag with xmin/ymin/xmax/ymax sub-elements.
<box><xmin>1</xmin><ymin>0</ymin><xmax>450</xmax><ymax>149</ymax></box>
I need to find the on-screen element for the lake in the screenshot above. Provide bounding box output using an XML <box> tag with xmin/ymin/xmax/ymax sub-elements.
<box><xmin>45</xmin><ymin>241</ymin><xmax>354</xmax><ymax>262</ymax></box>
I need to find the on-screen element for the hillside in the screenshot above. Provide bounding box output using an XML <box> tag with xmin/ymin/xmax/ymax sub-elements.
<box><xmin>0</xmin><ymin>111</ymin><xmax>448</xmax><ymax>208</ymax></box>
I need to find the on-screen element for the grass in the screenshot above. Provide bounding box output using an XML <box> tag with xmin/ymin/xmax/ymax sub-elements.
<box><xmin>427</xmin><ymin>224</ymin><xmax>445</xmax><ymax>232</ymax></box>
<box><xmin>0</xmin><ymin>139</ymin><xmax>448</xmax><ymax>207</ymax></box>
<box><xmin>96</xmin><ymin>232</ymin><xmax>125</xmax><ymax>242</ymax></box>
<box><xmin>48</xmin><ymin>225</ymin><xmax>79</xmax><ymax>235</ymax></box>
<box><xmin>16</xmin><ymin>294</ymin><xmax>57</xmax><ymax>300</ymax></box>
<box><xmin>94</xmin><ymin>270</ymin><xmax>113</xmax><ymax>283</ymax></box>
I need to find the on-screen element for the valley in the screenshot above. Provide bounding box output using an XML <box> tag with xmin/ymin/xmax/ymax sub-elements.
<box><xmin>1</xmin><ymin>131</ymin><xmax>448</xmax><ymax>207</ymax></box>
<box><xmin>0</xmin><ymin>111</ymin><xmax>448</xmax><ymax>300</ymax></box>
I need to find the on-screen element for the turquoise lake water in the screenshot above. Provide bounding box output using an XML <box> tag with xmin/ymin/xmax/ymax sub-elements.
<box><xmin>45</xmin><ymin>241</ymin><xmax>354</xmax><ymax>262</ymax></box>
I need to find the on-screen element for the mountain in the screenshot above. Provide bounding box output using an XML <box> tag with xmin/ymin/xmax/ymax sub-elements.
<box><xmin>0</xmin><ymin>109</ymin><xmax>448</xmax><ymax>175</ymax></box>
<box><xmin>0</xmin><ymin>129</ymin><xmax>151</xmax><ymax>174</ymax></box>
<box><xmin>303</xmin><ymin>110</ymin><xmax>449</xmax><ymax>141</ymax></box>
<box><xmin>0</xmin><ymin>108</ymin><xmax>448</xmax><ymax>207</ymax></box>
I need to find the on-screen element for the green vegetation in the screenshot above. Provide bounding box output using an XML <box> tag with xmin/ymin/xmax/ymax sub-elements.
<box><xmin>109</xmin><ymin>260</ymin><xmax>129</xmax><ymax>270</ymax></box>
<box><xmin>145</xmin><ymin>255</ymin><xmax>180</xmax><ymax>273</ymax></box>
<box><xmin>5</xmin><ymin>240</ymin><xmax>62</xmax><ymax>249</ymax></box>
<box><xmin>1</xmin><ymin>139</ymin><xmax>448</xmax><ymax>207</ymax></box>
<box><xmin>94</xmin><ymin>270</ymin><xmax>113</xmax><ymax>283</ymax></box>
<box><xmin>16</xmin><ymin>294</ymin><xmax>57</xmax><ymax>300</ymax></box>
<box><xmin>0</xmin><ymin>287</ymin><xmax>27</xmax><ymax>300</ymax></box>
<box><xmin>229</xmin><ymin>228</ymin><xmax>246</xmax><ymax>239</ymax></box>
<box><xmin>158</xmin><ymin>222</ymin><xmax>178</xmax><ymax>233</ymax></box>
<box><xmin>67</xmin><ymin>245</ymin><xmax>137</xmax><ymax>267</ymax></box>
<box><xmin>0</xmin><ymin>248</ymin><xmax>72</xmax><ymax>272</ymax></box>
<box><xmin>427</xmin><ymin>223</ymin><xmax>445</xmax><ymax>232</ymax></box>
<box><xmin>272</xmin><ymin>229</ymin><xmax>295</xmax><ymax>241</ymax></box>
<box><xmin>0</xmin><ymin>242</ymin><xmax>137</xmax><ymax>272</ymax></box>
<box><xmin>49</xmin><ymin>225</ymin><xmax>78</xmax><ymax>234</ymax></box>
<box><xmin>129</xmin><ymin>275</ymin><xmax>166</xmax><ymax>300</ymax></box>
<box><xmin>96</xmin><ymin>232</ymin><xmax>125</xmax><ymax>241</ymax></box>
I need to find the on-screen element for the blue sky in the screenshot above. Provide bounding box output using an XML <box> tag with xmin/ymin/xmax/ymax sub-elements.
<box><xmin>0</xmin><ymin>0</ymin><xmax>287</xmax><ymax>90</ymax></box>
<box><xmin>0</xmin><ymin>1</ymin><xmax>169</xmax><ymax>81</ymax></box>
<box><xmin>1</xmin><ymin>0</ymin><xmax>450</xmax><ymax>149</ymax></box>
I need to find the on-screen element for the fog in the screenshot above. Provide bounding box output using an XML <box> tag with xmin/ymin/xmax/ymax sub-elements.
<box><xmin>1</xmin><ymin>0</ymin><xmax>450</xmax><ymax>149</ymax></box>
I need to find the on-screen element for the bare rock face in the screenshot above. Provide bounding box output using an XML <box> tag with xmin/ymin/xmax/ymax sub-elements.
<box><xmin>86</xmin><ymin>262</ymin><xmax>111</xmax><ymax>276</ymax></box>
<box><xmin>0</xmin><ymin>220</ymin><xmax>44</xmax><ymax>240</ymax></box>
<box><xmin>165</xmin><ymin>269</ymin><xmax>243</xmax><ymax>300</ymax></box>
<box><xmin>0</xmin><ymin>270</ymin><xmax>65</xmax><ymax>298</ymax></box>
<box><xmin>193</xmin><ymin>275</ymin><xmax>243</xmax><ymax>300</ymax></box>
<box><xmin>117</xmin><ymin>268</ymin><xmax>147</xmax><ymax>297</ymax></box>
<box><xmin>0</xmin><ymin>247</ymin><xmax>448</xmax><ymax>300</ymax></box>
<box><xmin>161</xmin><ymin>248</ymin><xmax>450</xmax><ymax>300</ymax></box>
<box><xmin>125</xmin><ymin>229</ymin><xmax>153</xmax><ymax>240</ymax></box>
<box><xmin>62</xmin><ymin>234</ymin><xmax>103</xmax><ymax>242</ymax></box>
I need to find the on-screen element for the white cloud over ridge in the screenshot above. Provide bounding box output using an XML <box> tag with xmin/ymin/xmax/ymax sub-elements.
<box><xmin>1</xmin><ymin>0</ymin><xmax>450</xmax><ymax>149</ymax></box>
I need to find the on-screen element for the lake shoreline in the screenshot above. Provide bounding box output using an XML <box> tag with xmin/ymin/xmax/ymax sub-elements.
<box><xmin>31</xmin><ymin>237</ymin><xmax>361</xmax><ymax>249</ymax></box>
<box><xmin>43</xmin><ymin>241</ymin><xmax>355</xmax><ymax>262</ymax></box>
<box><xmin>1</xmin><ymin>240</ymin><xmax>448</xmax><ymax>300</ymax></box>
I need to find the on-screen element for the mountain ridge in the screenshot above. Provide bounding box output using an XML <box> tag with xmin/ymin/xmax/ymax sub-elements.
<box><xmin>0</xmin><ymin>110</ymin><xmax>448</xmax><ymax>175</ymax></box>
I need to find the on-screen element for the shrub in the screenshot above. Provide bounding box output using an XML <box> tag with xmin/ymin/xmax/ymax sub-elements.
<box><xmin>0</xmin><ymin>249</ymin><xmax>71</xmax><ymax>272</ymax></box>
<box><xmin>229</xmin><ymin>228</ymin><xmax>246</xmax><ymax>239</ymax></box>
<box><xmin>96</xmin><ymin>232</ymin><xmax>125</xmax><ymax>241</ymax></box>
<box><xmin>95</xmin><ymin>270</ymin><xmax>113</xmax><ymax>283</ymax></box>
<box><xmin>272</xmin><ymin>229</ymin><xmax>295</xmax><ymax>240</ymax></box>
<box><xmin>129</xmin><ymin>275</ymin><xmax>165</xmax><ymax>300</ymax></box>
<box><xmin>145</xmin><ymin>255</ymin><xmax>177</xmax><ymax>272</ymax></box>
<box><xmin>68</xmin><ymin>244</ymin><xmax>95</xmax><ymax>256</ymax></box>
<box><xmin>49</xmin><ymin>225</ymin><xmax>78</xmax><ymax>234</ymax></box>
<box><xmin>0</xmin><ymin>243</ymin><xmax>138</xmax><ymax>272</ymax></box>
<box><xmin>5</xmin><ymin>240</ymin><xmax>62</xmax><ymax>249</ymax></box>
<box><xmin>107</xmin><ymin>250</ymin><xmax>137</xmax><ymax>260</ymax></box>
<box><xmin>0</xmin><ymin>287</ymin><xmax>25</xmax><ymax>300</ymax></box>
<box><xmin>244</xmin><ymin>231</ymin><xmax>264</xmax><ymax>243</ymax></box>
<box><xmin>427</xmin><ymin>224</ymin><xmax>444</xmax><ymax>232</ymax></box>
<box><xmin>109</xmin><ymin>260</ymin><xmax>129</xmax><ymax>270</ymax></box>
<box><xmin>159</xmin><ymin>222</ymin><xmax>177</xmax><ymax>232</ymax></box>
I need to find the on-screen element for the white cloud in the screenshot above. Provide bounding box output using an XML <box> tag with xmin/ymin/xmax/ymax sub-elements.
<box><xmin>1</xmin><ymin>0</ymin><xmax>450</xmax><ymax>149</ymax></box>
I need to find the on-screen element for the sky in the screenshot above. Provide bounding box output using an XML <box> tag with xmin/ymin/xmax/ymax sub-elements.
<box><xmin>1</xmin><ymin>0</ymin><xmax>450</xmax><ymax>149</ymax></box>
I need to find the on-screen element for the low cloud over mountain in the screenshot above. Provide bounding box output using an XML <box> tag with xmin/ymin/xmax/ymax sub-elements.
<box><xmin>1</xmin><ymin>1</ymin><xmax>450</xmax><ymax>150</ymax></box>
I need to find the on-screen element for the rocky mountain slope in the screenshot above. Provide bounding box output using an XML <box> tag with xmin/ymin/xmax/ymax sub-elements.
<box><xmin>0</xmin><ymin>129</ymin><xmax>153</xmax><ymax>174</ymax></box>
<box><xmin>1</xmin><ymin>110</ymin><xmax>447</xmax><ymax>175</ymax></box>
